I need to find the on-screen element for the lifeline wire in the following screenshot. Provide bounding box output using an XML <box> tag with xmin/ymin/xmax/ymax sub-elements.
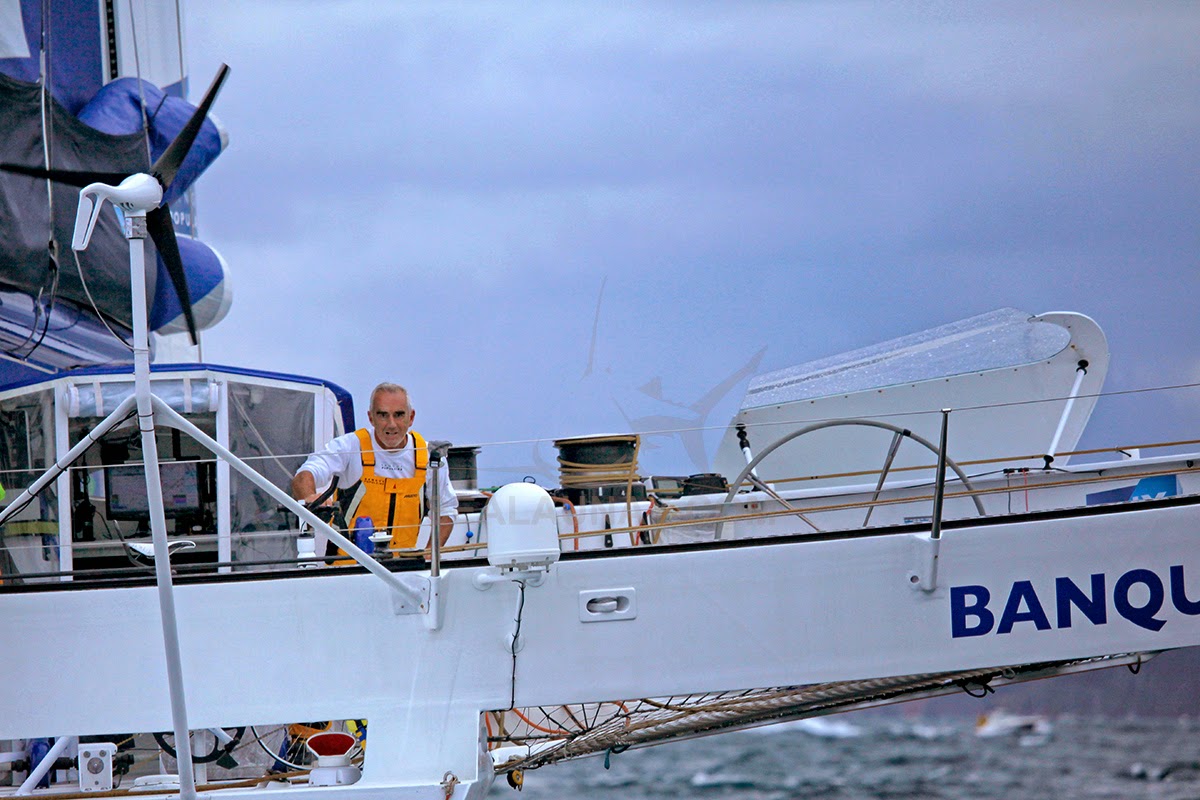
<box><xmin>458</xmin><ymin>378</ymin><xmax>1200</xmax><ymax>455</ymax></box>
<box><xmin>48</xmin><ymin>381</ymin><xmax>1189</xmax><ymax>469</ymax></box>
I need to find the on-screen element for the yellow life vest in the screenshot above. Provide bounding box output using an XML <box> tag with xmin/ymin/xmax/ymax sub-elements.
<box><xmin>352</xmin><ymin>428</ymin><xmax>428</xmax><ymax>550</ymax></box>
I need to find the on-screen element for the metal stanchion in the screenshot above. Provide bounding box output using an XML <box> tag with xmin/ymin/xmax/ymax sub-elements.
<box><xmin>931</xmin><ymin>409</ymin><xmax>951</xmax><ymax>542</ymax></box>
<box><xmin>427</xmin><ymin>441</ymin><xmax>452</xmax><ymax>578</ymax></box>
<box><xmin>919</xmin><ymin>409</ymin><xmax>952</xmax><ymax>593</ymax></box>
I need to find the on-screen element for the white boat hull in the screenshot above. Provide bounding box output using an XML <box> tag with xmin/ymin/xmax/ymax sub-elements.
<box><xmin>2</xmin><ymin>495</ymin><xmax>1197</xmax><ymax>793</ymax></box>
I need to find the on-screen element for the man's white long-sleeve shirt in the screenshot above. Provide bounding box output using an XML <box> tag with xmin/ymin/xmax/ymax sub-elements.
<box><xmin>296</xmin><ymin>430</ymin><xmax>458</xmax><ymax>517</ymax></box>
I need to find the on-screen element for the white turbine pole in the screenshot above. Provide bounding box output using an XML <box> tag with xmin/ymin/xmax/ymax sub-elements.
<box><xmin>124</xmin><ymin>210</ymin><xmax>198</xmax><ymax>800</ymax></box>
<box><xmin>73</xmin><ymin>174</ymin><xmax>198</xmax><ymax>800</ymax></box>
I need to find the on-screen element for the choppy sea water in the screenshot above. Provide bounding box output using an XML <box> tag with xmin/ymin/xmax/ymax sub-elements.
<box><xmin>489</xmin><ymin>714</ymin><xmax>1200</xmax><ymax>799</ymax></box>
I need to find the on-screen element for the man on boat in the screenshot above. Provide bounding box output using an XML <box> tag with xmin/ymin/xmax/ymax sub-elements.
<box><xmin>291</xmin><ymin>382</ymin><xmax>456</xmax><ymax>554</ymax></box>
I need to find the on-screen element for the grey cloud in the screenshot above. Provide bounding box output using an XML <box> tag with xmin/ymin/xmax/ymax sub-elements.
<box><xmin>186</xmin><ymin>2</ymin><xmax>1200</xmax><ymax>467</ymax></box>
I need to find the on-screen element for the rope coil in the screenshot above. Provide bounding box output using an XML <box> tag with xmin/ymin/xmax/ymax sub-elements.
<box><xmin>554</xmin><ymin>435</ymin><xmax>640</xmax><ymax>490</ymax></box>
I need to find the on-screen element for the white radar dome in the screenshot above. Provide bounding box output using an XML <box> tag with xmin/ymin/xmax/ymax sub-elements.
<box><xmin>481</xmin><ymin>482</ymin><xmax>561</xmax><ymax>572</ymax></box>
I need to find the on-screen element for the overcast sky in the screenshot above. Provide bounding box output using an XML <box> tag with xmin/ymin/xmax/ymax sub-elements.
<box><xmin>181</xmin><ymin>2</ymin><xmax>1200</xmax><ymax>481</ymax></box>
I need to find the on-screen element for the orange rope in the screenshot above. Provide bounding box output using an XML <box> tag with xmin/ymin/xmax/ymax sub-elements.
<box><xmin>510</xmin><ymin>707</ymin><xmax>571</xmax><ymax>736</ymax></box>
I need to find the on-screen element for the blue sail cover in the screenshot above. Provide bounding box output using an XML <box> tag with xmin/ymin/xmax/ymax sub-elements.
<box><xmin>78</xmin><ymin>77</ymin><xmax>226</xmax><ymax>206</ymax></box>
<box><xmin>151</xmin><ymin>234</ymin><xmax>231</xmax><ymax>334</ymax></box>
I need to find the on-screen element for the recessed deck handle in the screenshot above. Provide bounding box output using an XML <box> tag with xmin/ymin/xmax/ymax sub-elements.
<box><xmin>579</xmin><ymin>588</ymin><xmax>637</xmax><ymax>622</ymax></box>
<box><xmin>586</xmin><ymin>597</ymin><xmax>620</xmax><ymax>614</ymax></box>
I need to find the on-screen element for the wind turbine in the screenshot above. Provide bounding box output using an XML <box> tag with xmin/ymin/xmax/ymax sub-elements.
<box><xmin>0</xmin><ymin>65</ymin><xmax>231</xmax><ymax>800</ymax></box>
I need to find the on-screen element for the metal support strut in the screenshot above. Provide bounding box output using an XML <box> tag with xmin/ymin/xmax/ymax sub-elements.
<box><xmin>1043</xmin><ymin>360</ymin><xmax>1089</xmax><ymax>470</ymax></box>
<box><xmin>920</xmin><ymin>408</ymin><xmax>952</xmax><ymax>592</ymax></box>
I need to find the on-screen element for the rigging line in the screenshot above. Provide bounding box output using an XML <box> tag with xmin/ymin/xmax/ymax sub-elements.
<box><xmin>73</xmin><ymin>249</ymin><xmax>134</xmax><ymax>351</ymax></box>
<box><xmin>559</xmin><ymin>705</ymin><xmax>586</xmax><ymax>730</ymax></box>
<box><xmin>38</xmin><ymin>0</ymin><xmax>55</xmax><ymax>235</ymax></box>
<box><xmin>734</xmin><ymin>381</ymin><xmax>1200</xmax><ymax>435</ymax></box>
<box><xmin>125</xmin><ymin>0</ymin><xmax>154</xmax><ymax>169</ymax></box>
<box><xmin>645</xmin><ymin>461</ymin><xmax>1199</xmax><ymax>538</ymax></box>
<box><xmin>508</xmin><ymin>708</ymin><xmax>571</xmax><ymax>737</ymax></box>
<box><xmin>757</xmin><ymin>435</ymin><xmax>1200</xmax><ymax>489</ymax></box>
<box><xmin>4</xmin><ymin>287</ymin><xmax>45</xmax><ymax>358</ymax></box>
<box><xmin>9</xmin><ymin>0</ymin><xmax>61</xmax><ymax>363</ymax></box>
<box><xmin>173</xmin><ymin>0</ymin><xmax>186</xmax><ymax>90</ymax></box>
<box><xmin>19</xmin><ymin>261</ymin><xmax>59</xmax><ymax>360</ymax></box>
<box><xmin>952</xmin><ymin>383</ymin><xmax>1192</xmax><ymax>413</ymax></box>
<box><xmin>463</xmin><ymin>380</ymin><xmax>1200</xmax><ymax>453</ymax></box>
<box><xmin>9</xmin><ymin>251</ymin><xmax>61</xmax><ymax>362</ymax></box>
<box><xmin>550</xmin><ymin>704</ymin><xmax>590</xmax><ymax>733</ymax></box>
<box><xmin>622</xmin><ymin>462</ymin><xmax>1176</xmax><ymax>540</ymax></box>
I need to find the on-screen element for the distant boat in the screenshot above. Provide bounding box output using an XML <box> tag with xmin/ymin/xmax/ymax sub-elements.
<box><xmin>744</xmin><ymin>717</ymin><xmax>862</xmax><ymax>738</ymax></box>
<box><xmin>975</xmin><ymin>710</ymin><xmax>1053</xmax><ymax>740</ymax></box>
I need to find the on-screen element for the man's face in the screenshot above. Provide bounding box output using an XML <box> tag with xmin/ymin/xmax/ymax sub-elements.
<box><xmin>370</xmin><ymin>390</ymin><xmax>414</xmax><ymax>451</ymax></box>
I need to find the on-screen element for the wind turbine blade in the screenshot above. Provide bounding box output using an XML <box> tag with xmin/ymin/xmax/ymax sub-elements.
<box><xmin>146</xmin><ymin>204</ymin><xmax>198</xmax><ymax>345</ymax></box>
<box><xmin>151</xmin><ymin>64</ymin><xmax>230</xmax><ymax>193</ymax></box>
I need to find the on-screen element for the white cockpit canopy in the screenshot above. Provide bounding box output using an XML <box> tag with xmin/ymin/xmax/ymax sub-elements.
<box><xmin>712</xmin><ymin>309</ymin><xmax>1109</xmax><ymax>489</ymax></box>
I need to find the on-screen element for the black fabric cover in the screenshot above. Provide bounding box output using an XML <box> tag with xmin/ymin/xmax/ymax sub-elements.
<box><xmin>0</xmin><ymin>71</ymin><xmax>148</xmax><ymax>330</ymax></box>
